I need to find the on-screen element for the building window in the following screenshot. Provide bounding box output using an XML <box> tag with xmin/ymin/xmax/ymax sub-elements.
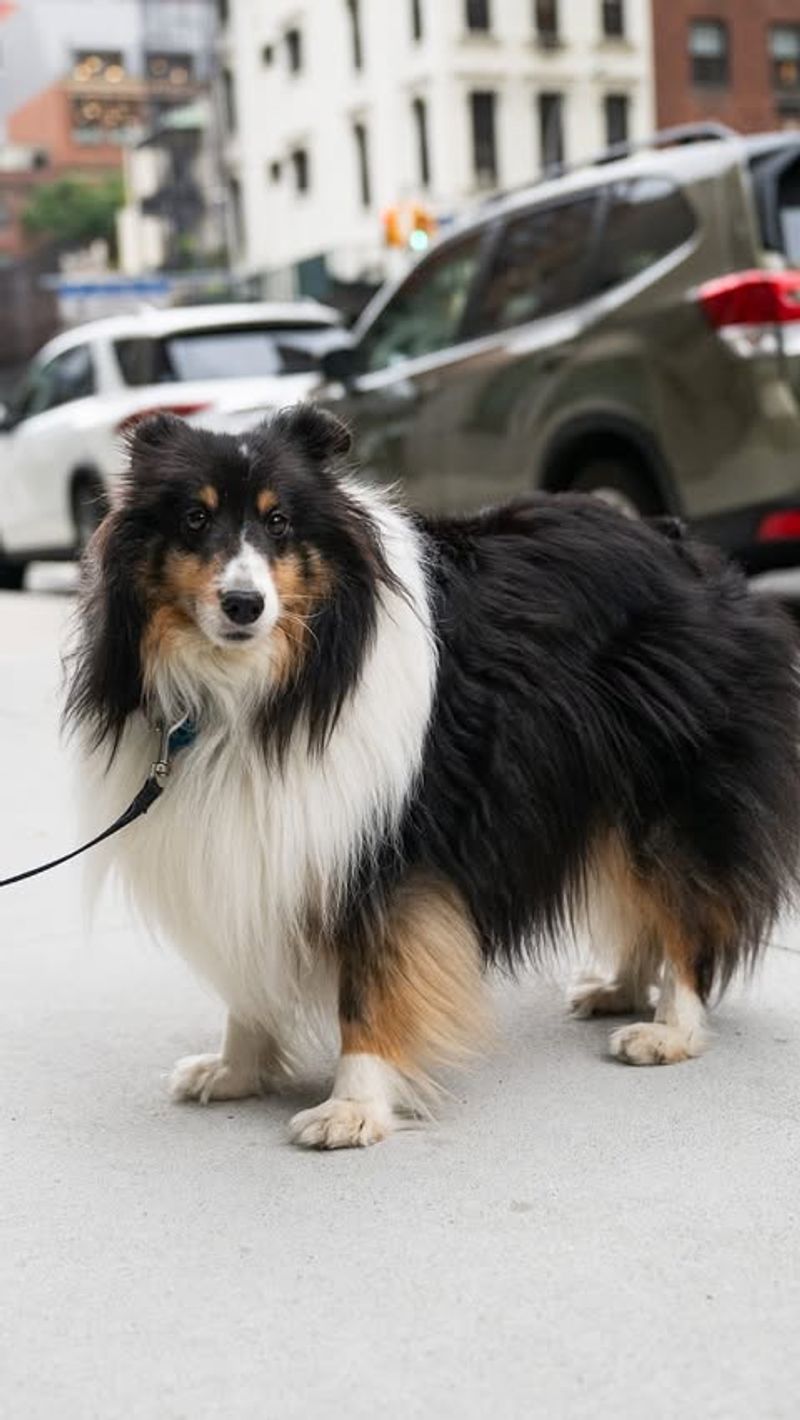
<box><xmin>72</xmin><ymin>50</ymin><xmax>126</xmax><ymax>84</ymax></box>
<box><xmin>269</xmin><ymin>160</ymin><xmax>282</xmax><ymax>182</ymax></box>
<box><xmin>346</xmin><ymin>0</ymin><xmax>364</xmax><ymax>70</ymax></box>
<box><xmin>222</xmin><ymin>68</ymin><xmax>236</xmax><ymax>131</ymax></box>
<box><xmin>535</xmin><ymin>1</ymin><xmax>559</xmax><ymax>43</ymax></box>
<box><xmin>466</xmin><ymin>0</ymin><xmax>491</xmax><ymax>33</ymax></box>
<box><xmin>604</xmin><ymin>93</ymin><xmax>629</xmax><ymax>147</ymax></box>
<box><xmin>470</xmin><ymin>90</ymin><xmax>498</xmax><ymax>188</ymax></box>
<box><xmin>286</xmin><ymin>28</ymin><xmax>303</xmax><ymax>73</ymax></box>
<box><xmin>145</xmin><ymin>52</ymin><xmax>194</xmax><ymax>87</ymax></box>
<box><xmin>291</xmin><ymin>147</ymin><xmax>310</xmax><ymax>193</ymax></box>
<box><xmin>412</xmin><ymin>97</ymin><xmax>431</xmax><ymax>188</ymax></box>
<box><xmin>601</xmin><ymin>0</ymin><xmax>624</xmax><ymax>39</ymax></box>
<box><xmin>353</xmin><ymin>121</ymin><xmax>371</xmax><ymax>206</ymax></box>
<box><xmin>411</xmin><ymin>0</ymin><xmax>423</xmax><ymax>41</ymax></box>
<box><xmin>689</xmin><ymin>19</ymin><xmax>729</xmax><ymax>87</ymax></box>
<box><xmin>770</xmin><ymin>26</ymin><xmax>800</xmax><ymax>94</ymax></box>
<box><xmin>538</xmin><ymin>92</ymin><xmax>564</xmax><ymax>172</ymax></box>
<box><xmin>262</xmin><ymin>44</ymin><xmax>274</xmax><ymax>65</ymax></box>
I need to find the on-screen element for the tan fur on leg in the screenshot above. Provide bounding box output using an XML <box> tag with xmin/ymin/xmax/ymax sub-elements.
<box><xmin>290</xmin><ymin>876</ymin><xmax>489</xmax><ymax>1149</ymax></box>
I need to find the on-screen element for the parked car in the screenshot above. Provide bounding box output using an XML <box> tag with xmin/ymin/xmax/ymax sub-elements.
<box><xmin>0</xmin><ymin>301</ymin><xmax>341</xmax><ymax>588</ymax></box>
<box><xmin>311</xmin><ymin>127</ymin><xmax>800</xmax><ymax>576</ymax></box>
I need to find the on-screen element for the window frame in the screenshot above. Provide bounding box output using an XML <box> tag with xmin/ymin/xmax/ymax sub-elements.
<box><xmin>581</xmin><ymin>175</ymin><xmax>697</xmax><ymax>299</ymax></box>
<box><xmin>470</xmin><ymin>89</ymin><xmax>499</xmax><ymax>189</ymax></box>
<box><xmin>688</xmin><ymin>18</ymin><xmax>729</xmax><ymax>88</ymax></box>
<box><xmin>346</xmin><ymin>0</ymin><xmax>364</xmax><ymax>71</ymax></box>
<box><xmin>353</xmin><ymin>121</ymin><xmax>371</xmax><ymax>207</ymax></box>
<box><xmin>352</xmin><ymin>226</ymin><xmax>494</xmax><ymax>378</ymax></box>
<box><xmin>463</xmin><ymin>190</ymin><xmax>605</xmax><ymax>340</ymax></box>
<box><xmin>465</xmin><ymin>0</ymin><xmax>491</xmax><ymax>34</ymax></box>
<box><xmin>412</xmin><ymin>96</ymin><xmax>431</xmax><ymax>189</ymax></box>
<box><xmin>285</xmin><ymin>27</ymin><xmax>303</xmax><ymax>74</ymax></box>
<box><xmin>538</xmin><ymin>91</ymin><xmax>565</xmax><ymax>173</ymax></box>
<box><xmin>604</xmin><ymin>92</ymin><xmax>629</xmax><ymax>148</ymax></box>
<box><xmin>535</xmin><ymin>0</ymin><xmax>559</xmax><ymax>43</ymax></box>
<box><xmin>601</xmin><ymin>0</ymin><xmax>624</xmax><ymax>40</ymax></box>
<box><xmin>411</xmin><ymin>0</ymin><xmax>423</xmax><ymax>42</ymax></box>
<box><xmin>769</xmin><ymin>24</ymin><xmax>800</xmax><ymax>95</ymax></box>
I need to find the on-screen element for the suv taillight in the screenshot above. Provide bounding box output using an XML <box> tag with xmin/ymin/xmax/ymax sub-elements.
<box><xmin>115</xmin><ymin>401</ymin><xmax>212</xmax><ymax>436</ymax></box>
<box><xmin>698</xmin><ymin>270</ymin><xmax>800</xmax><ymax>329</ymax></box>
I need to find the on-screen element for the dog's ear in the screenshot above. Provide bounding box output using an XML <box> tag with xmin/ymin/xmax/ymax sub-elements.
<box><xmin>273</xmin><ymin>404</ymin><xmax>352</xmax><ymax>463</ymax></box>
<box><xmin>64</xmin><ymin>507</ymin><xmax>146</xmax><ymax>756</ymax></box>
<box><xmin>128</xmin><ymin>411</ymin><xmax>185</xmax><ymax>452</ymax></box>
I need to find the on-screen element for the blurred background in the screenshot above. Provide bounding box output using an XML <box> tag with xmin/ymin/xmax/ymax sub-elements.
<box><xmin>5</xmin><ymin>0</ymin><xmax>800</xmax><ymax>593</ymax></box>
<box><xmin>3</xmin><ymin>0</ymin><xmax>800</xmax><ymax>378</ymax></box>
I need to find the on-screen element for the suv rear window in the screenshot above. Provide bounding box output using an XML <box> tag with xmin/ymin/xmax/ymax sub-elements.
<box><xmin>590</xmin><ymin>177</ymin><xmax>695</xmax><ymax>294</ymax></box>
<box><xmin>114</xmin><ymin>323</ymin><xmax>332</xmax><ymax>386</ymax></box>
<box><xmin>470</xmin><ymin>194</ymin><xmax>599</xmax><ymax>335</ymax></box>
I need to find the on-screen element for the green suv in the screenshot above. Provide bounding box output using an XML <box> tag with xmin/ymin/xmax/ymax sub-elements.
<box><xmin>319</xmin><ymin>128</ymin><xmax>800</xmax><ymax>574</ymax></box>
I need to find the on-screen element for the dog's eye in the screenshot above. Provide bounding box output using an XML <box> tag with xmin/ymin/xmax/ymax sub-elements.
<box><xmin>184</xmin><ymin>506</ymin><xmax>210</xmax><ymax>534</ymax></box>
<box><xmin>266</xmin><ymin>508</ymin><xmax>289</xmax><ymax>538</ymax></box>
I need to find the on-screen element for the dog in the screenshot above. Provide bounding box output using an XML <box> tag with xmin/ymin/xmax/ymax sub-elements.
<box><xmin>65</xmin><ymin>404</ymin><xmax>800</xmax><ymax>1148</ymax></box>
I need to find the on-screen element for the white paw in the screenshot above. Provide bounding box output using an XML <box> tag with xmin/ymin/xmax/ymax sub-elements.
<box><xmin>170</xmin><ymin>1053</ymin><xmax>263</xmax><ymax>1104</ymax></box>
<box><xmin>289</xmin><ymin>1098</ymin><xmax>393</xmax><ymax>1150</ymax></box>
<box><xmin>609</xmin><ymin>1023</ymin><xmax>701</xmax><ymax>1066</ymax></box>
<box><xmin>568</xmin><ymin>974</ymin><xmax>642</xmax><ymax>1019</ymax></box>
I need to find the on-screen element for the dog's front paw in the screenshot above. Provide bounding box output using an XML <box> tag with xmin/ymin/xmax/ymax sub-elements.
<box><xmin>170</xmin><ymin>1053</ymin><xmax>263</xmax><ymax>1104</ymax></box>
<box><xmin>289</xmin><ymin>1098</ymin><xmax>392</xmax><ymax>1150</ymax></box>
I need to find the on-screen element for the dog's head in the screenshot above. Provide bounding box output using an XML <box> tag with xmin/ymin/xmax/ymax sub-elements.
<box><xmin>66</xmin><ymin>405</ymin><xmax>391</xmax><ymax>754</ymax></box>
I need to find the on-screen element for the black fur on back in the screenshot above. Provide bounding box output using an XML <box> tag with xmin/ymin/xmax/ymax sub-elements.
<box><xmin>379</xmin><ymin>496</ymin><xmax>800</xmax><ymax>994</ymax></box>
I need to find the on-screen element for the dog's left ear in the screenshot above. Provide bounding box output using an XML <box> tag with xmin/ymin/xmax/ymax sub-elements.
<box><xmin>273</xmin><ymin>404</ymin><xmax>352</xmax><ymax>463</ymax></box>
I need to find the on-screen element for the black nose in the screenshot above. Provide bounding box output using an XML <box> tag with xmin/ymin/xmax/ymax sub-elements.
<box><xmin>220</xmin><ymin>590</ymin><xmax>265</xmax><ymax>626</ymax></box>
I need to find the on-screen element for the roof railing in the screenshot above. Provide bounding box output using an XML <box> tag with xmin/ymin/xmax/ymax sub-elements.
<box><xmin>479</xmin><ymin>121</ymin><xmax>740</xmax><ymax>209</ymax></box>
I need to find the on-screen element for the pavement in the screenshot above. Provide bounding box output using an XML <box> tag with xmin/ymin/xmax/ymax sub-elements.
<box><xmin>2</xmin><ymin>581</ymin><xmax>800</xmax><ymax>1420</ymax></box>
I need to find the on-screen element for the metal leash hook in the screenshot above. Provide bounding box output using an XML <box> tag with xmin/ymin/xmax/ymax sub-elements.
<box><xmin>0</xmin><ymin>711</ymin><xmax>193</xmax><ymax>889</ymax></box>
<box><xmin>151</xmin><ymin>714</ymin><xmax>192</xmax><ymax>789</ymax></box>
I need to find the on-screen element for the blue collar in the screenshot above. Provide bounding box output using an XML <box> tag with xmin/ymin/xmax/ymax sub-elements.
<box><xmin>168</xmin><ymin>718</ymin><xmax>198</xmax><ymax>754</ymax></box>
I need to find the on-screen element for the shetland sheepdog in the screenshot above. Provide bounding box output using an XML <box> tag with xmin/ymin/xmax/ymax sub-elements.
<box><xmin>65</xmin><ymin>405</ymin><xmax>800</xmax><ymax>1149</ymax></box>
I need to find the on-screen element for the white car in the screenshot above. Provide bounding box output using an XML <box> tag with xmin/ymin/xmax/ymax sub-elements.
<box><xmin>0</xmin><ymin>301</ymin><xmax>342</xmax><ymax>588</ymax></box>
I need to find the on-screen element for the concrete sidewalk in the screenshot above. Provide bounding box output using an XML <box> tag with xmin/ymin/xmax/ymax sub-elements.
<box><xmin>2</xmin><ymin>591</ymin><xmax>799</xmax><ymax>1420</ymax></box>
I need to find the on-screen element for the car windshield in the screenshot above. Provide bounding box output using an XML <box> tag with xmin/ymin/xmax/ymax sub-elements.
<box><xmin>114</xmin><ymin>323</ymin><xmax>335</xmax><ymax>386</ymax></box>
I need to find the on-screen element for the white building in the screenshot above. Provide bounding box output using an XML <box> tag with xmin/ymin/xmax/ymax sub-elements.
<box><xmin>222</xmin><ymin>0</ymin><xmax>656</xmax><ymax>299</ymax></box>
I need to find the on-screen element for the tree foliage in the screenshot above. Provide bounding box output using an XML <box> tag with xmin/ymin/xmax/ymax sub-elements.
<box><xmin>22</xmin><ymin>173</ymin><xmax>124</xmax><ymax>254</ymax></box>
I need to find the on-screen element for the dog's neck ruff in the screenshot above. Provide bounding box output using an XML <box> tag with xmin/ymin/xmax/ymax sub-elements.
<box><xmin>79</xmin><ymin>485</ymin><xmax>438</xmax><ymax>1031</ymax></box>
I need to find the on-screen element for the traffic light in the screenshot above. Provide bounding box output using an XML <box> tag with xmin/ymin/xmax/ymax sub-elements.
<box><xmin>382</xmin><ymin>203</ymin><xmax>437</xmax><ymax>250</ymax></box>
<box><xmin>382</xmin><ymin>206</ymin><xmax>404</xmax><ymax>248</ymax></box>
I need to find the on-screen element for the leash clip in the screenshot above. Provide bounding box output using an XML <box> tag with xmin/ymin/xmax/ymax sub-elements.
<box><xmin>151</xmin><ymin>714</ymin><xmax>191</xmax><ymax>789</ymax></box>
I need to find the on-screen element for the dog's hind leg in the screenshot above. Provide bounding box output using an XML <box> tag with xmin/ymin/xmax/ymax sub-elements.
<box><xmin>170</xmin><ymin>1014</ymin><xmax>280</xmax><ymax>1103</ymax></box>
<box><xmin>568</xmin><ymin>841</ymin><xmax>658</xmax><ymax>1020</ymax></box>
<box><xmin>290</xmin><ymin>874</ymin><xmax>489</xmax><ymax>1149</ymax></box>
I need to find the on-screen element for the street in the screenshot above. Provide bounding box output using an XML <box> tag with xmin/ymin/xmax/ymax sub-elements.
<box><xmin>2</xmin><ymin>584</ymin><xmax>800</xmax><ymax>1420</ymax></box>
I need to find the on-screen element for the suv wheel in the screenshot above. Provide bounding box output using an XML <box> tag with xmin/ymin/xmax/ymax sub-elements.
<box><xmin>568</xmin><ymin>458</ymin><xmax>662</xmax><ymax>520</ymax></box>
<box><xmin>72</xmin><ymin>476</ymin><xmax>108</xmax><ymax>556</ymax></box>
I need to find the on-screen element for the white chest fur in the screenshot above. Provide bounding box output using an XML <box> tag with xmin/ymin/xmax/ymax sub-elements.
<box><xmin>79</xmin><ymin>497</ymin><xmax>437</xmax><ymax>1036</ymax></box>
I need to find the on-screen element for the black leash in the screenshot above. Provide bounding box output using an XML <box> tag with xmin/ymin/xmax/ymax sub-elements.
<box><xmin>0</xmin><ymin>716</ymin><xmax>190</xmax><ymax>889</ymax></box>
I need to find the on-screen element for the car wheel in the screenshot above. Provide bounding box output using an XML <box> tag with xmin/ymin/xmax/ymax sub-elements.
<box><xmin>0</xmin><ymin>561</ymin><xmax>26</xmax><ymax>591</ymax></box>
<box><xmin>71</xmin><ymin>476</ymin><xmax>108</xmax><ymax>556</ymax></box>
<box><xmin>568</xmin><ymin>458</ymin><xmax>662</xmax><ymax>519</ymax></box>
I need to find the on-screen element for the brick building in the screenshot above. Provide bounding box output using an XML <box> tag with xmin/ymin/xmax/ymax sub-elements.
<box><xmin>653</xmin><ymin>0</ymin><xmax>800</xmax><ymax>133</ymax></box>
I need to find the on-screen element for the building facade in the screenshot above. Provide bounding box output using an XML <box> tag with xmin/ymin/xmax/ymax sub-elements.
<box><xmin>653</xmin><ymin>0</ymin><xmax>800</xmax><ymax>133</ymax></box>
<box><xmin>0</xmin><ymin>0</ymin><xmax>220</xmax><ymax>260</ymax></box>
<box><xmin>222</xmin><ymin>0</ymin><xmax>655</xmax><ymax>298</ymax></box>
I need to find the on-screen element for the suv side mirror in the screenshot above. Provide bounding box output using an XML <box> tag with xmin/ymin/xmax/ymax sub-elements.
<box><xmin>0</xmin><ymin>402</ymin><xmax>16</xmax><ymax>432</ymax></box>
<box><xmin>320</xmin><ymin>342</ymin><xmax>358</xmax><ymax>385</ymax></box>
